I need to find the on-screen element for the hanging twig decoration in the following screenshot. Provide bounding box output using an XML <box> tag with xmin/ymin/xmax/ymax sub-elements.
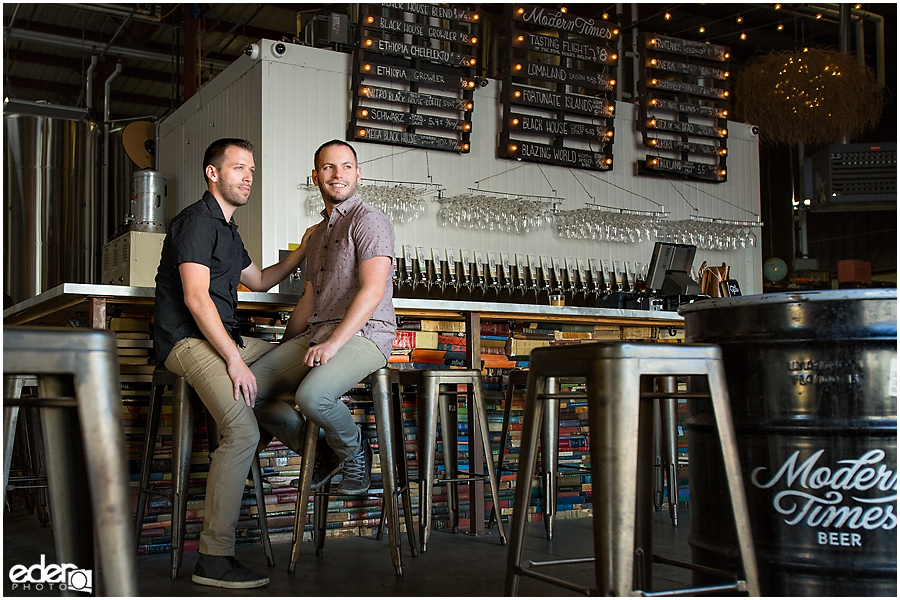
<box><xmin>735</xmin><ymin>48</ymin><xmax>883</xmax><ymax>145</ymax></box>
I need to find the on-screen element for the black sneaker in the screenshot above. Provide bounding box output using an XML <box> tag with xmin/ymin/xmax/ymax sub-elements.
<box><xmin>191</xmin><ymin>553</ymin><xmax>269</xmax><ymax>589</ymax></box>
<box><xmin>311</xmin><ymin>443</ymin><xmax>342</xmax><ymax>489</ymax></box>
<box><xmin>335</xmin><ymin>437</ymin><xmax>372</xmax><ymax>495</ymax></box>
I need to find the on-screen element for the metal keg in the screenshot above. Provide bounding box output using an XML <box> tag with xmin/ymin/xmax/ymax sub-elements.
<box><xmin>127</xmin><ymin>170</ymin><xmax>166</xmax><ymax>233</ymax></box>
<box><xmin>680</xmin><ymin>290</ymin><xmax>897</xmax><ymax>596</ymax></box>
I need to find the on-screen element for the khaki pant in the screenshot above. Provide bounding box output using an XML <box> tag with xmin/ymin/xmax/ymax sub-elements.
<box><xmin>164</xmin><ymin>336</ymin><xmax>274</xmax><ymax>556</ymax></box>
<box><xmin>252</xmin><ymin>334</ymin><xmax>387</xmax><ymax>462</ymax></box>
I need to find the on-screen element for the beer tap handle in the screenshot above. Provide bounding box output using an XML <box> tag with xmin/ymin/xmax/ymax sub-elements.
<box><xmin>515</xmin><ymin>254</ymin><xmax>527</xmax><ymax>290</ymax></box>
<box><xmin>565</xmin><ymin>257</ymin><xmax>577</xmax><ymax>293</ymax></box>
<box><xmin>416</xmin><ymin>246</ymin><xmax>429</xmax><ymax>287</ymax></box>
<box><xmin>474</xmin><ymin>250</ymin><xmax>486</xmax><ymax>288</ymax></box>
<box><xmin>540</xmin><ymin>255</ymin><xmax>551</xmax><ymax>292</ymax></box>
<box><xmin>403</xmin><ymin>245</ymin><xmax>415</xmax><ymax>285</ymax></box>
<box><xmin>602</xmin><ymin>259</ymin><xmax>616</xmax><ymax>293</ymax></box>
<box><xmin>460</xmin><ymin>248</ymin><xmax>472</xmax><ymax>288</ymax></box>
<box><xmin>431</xmin><ymin>247</ymin><xmax>444</xmax><ymax>289</ymax></box>
<box><xmin>527</xmin><ymin>255</ymin><xmax>539</xmax><ymax>291</ymax></box>
<box><xmin>488</xmin><ymin>251</ymin><xmax>500</xmax><ymax>289</ymax></box>
<box><xmin>500</xmin><ymin>252</ymin><xmax>512</xmax><ymax>288</ymax></box>
<box><xmin>589</xmin><ymin>259</ymin><xmax>604</xmax><ymax>295</ymax></box>
<box><xmin>617</xmin><ymin>261</ymin><xmax>629</xmax><ymax>293</ymax></box>
<box><xmin>445</xmin><ymin>247</ymin><xmax>458</xmax><ymax>288</ymax></box>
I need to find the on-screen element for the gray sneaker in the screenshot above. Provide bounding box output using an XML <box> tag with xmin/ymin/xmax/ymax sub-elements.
<box><xmin>191</xmin><ymin>553</ymin><xmax>269</xmax><ymax>589</ymax></box>
<box><xmin>335</xmin><ymin>437</ymin><xmax>372</xmax><ymax>495</ymax></box>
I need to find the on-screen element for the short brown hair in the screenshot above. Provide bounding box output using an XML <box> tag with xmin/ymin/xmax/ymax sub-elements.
<box><xmin>203</xmin><ymin>138</ymin><xmax>254</xmax><ymax>183</ymax></box>
<box><xmin>313</xmin><ymin>140</ymin><xmax>358</xmax><ymax>171</ymax></box>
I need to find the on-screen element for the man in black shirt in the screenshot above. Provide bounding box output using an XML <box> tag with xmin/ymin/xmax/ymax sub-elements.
<box><xmin>154</xmin><ymin>138</ymin><xmax>314</xmax><ymax>589</ymax></box>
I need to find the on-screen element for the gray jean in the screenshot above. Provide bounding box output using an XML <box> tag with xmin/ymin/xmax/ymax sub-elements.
<box><xmin>252</xmin><ymin>333</ymin><xmax>387</xmax><ymax>461</ymax></box>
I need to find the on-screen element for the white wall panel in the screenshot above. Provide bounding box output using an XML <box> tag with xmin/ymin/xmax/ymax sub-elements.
<box><xmin>159</xmin><ymin>41</ymin><xmax>762</xmax><ymax>294</ymax></box>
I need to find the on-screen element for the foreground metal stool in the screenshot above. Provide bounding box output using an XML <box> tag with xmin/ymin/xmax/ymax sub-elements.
<box><xmin>505</xmin><ymin>342</ymin><xmax>759</xmax><ymax>597</ymax></box>
<box><xmin>410</xmin><ymin>368</ymin><xmax>507</xmax><ymax>552</ymax></box>
<box><xmin>3</xmin><ymin>327</ymin><xmax>138</xmax><ymax>596</ymax></box>
<box><xmin>133</xmin><ymin>367</ymin><xmax>274</xmax><ymax>578</ymax></box>
<box><xmin>289</xmin><ymin>367</ymin><xmax>417</xmax><ymax>576</ymax></box>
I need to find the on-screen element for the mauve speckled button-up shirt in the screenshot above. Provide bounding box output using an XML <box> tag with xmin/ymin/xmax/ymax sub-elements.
<box><xmin>304</xmin><ymin>193</ymin><xmax>396</xmax><ymax>360</ymax></box>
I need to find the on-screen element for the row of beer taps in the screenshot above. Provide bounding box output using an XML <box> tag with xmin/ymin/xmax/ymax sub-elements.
<box><xmin>393</xmin><ymin>245</ymin><xmax>650</xmax><ymax>306</ymax></box>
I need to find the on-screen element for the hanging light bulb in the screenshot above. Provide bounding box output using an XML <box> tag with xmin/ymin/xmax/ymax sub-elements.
<box><xmin>736</xmin><ymin>16</ymin><xmax>743</xmax><ymax>23</ymax></box>
<box><xmin>777</xmin><ymin>23</ymin><xmax>784</xmax><ymax>31</ymax></box>
<box><xmin>741</xmin><ymin>32</ymin><xmax>747</xmax><ymax>40</ymax></box>
<box><xmin>665</xmin><ymin>12</ymin><xmax>672</xmax><ymax>20</ymax></box>
<box><xmin>699</xmin><ymin>26</ymin><xmax>706</xmax><ymax>33</ymax></box>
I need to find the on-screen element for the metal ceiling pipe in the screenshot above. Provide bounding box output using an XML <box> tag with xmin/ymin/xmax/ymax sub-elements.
<box><xmin>65</xmin><ymin>3</ymin><xmax>168</xmax><ymax>25</ymax></box>
<box><xmin>85</xmin><ymin>54</ymin><xmax>97</xmax><ymax>111</ymax></box>
<box><xmin>808</xmin><ymin>3</ymin><xmax>885</xmax><ymax>88</ymax></box>
<box><xmin>6</xmin><ymin>28</ymin><xmax>231</xmax><ymax>71</ymax></box>
<box><xmin>102</xmin><ymin>62</ymin><xmax>122</xmax><ymax>247</ymax></box>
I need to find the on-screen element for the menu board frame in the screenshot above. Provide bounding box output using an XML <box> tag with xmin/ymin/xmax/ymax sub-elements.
<box><xmin>499</xmin><ymin>4</ymin><xmax>618</xmax><ymax>172</ymax></box>
<box><xmin>349</xmin><ymin>3</ymin><xmax>480</xmax><ymax>154</ymax></box>
<box><xmin>638</xmin><ymin>32</ymin><xmax>731</xmax><ymax>183</ymax></box>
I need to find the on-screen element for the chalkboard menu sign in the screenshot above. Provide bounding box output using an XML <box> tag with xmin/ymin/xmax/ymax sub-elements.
<box><xmin>349</xmin><ymin>3</ymin><xmax>480</xmax><ymax>153</ymax></box>
<box><xmin>499</xmin><ymin>5</ymin><xmax>618</xmax><ymax>171</ymax></box>
<box><xmin>638</xmin><ymin>33</ymin><xmax>731</xmax><ymax>183</ymax></box>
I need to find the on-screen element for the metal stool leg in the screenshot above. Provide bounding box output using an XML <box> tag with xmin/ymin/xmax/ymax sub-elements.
<box><xmin>504</xmin><ymin>372</ymin><xmax>546</xmax><ymax>596</ymax></box>
<box><xmin>313</xmin><ymin>478</ymin><xmax>329</xmax><ymax>556</ymax></box>
<box><xmin>540</xmin><ymin>378</ymin><xmax>559</xmax><ymax>541</ymax></box>
<box><xmin>134</xmin><ymin>376</ymin><xmax>165</xmax><ymax>547</ymax></box>
<box><xmin>39</xmin><ymin>376</ymin><xmax>96</xmax><ymax>582</ymax></box>
<box><xmin>652</xmin><ymin>397</ymin><xmax>664</xmax><ymax>512</ymax></box>
<box><xmin>417</xmin><ymin>376</ymin><xmax>439</xmax><ymax>552</ymax></box>
<box><xmin>587</xmin><ymin>366</ymin><xmax>644</xmax><ymax>597</ymax></box>
<box><xmin>371</xmin><ymin>369</ymin><xmax>404</xmax><ymax>575</ymax></box>
<box><xmin>169</xmin><ymin>376</ymin><xmax>195</xmax><ymax>579</ymax></box>
<box><xmin>472</xmin><ymin>377</ymin><xmax>507</xmax><ymax>545</ymax></box>
<box><xmin>657</xmin><ymin>376</ymin><xmax>679</xmax><ymax>526</ymax></box>
<box><xmin>437</xmin><ymin>383</ymin><xmax>459</xmax><ymax>535</ymax></box>
<box><xmin>3</xmin><ymin>377</ymin><xmax>23</xmax><ymax>506</ymax></box>
<box><xmin>488</xmin><ymin>371</ymin><xmax>518</xmax><ymax>529</ymax></box>
<box><xmin>288</xmin><ymin>420</ymin><xmax>318</xmax><ymax>574</ymax></box>
<box><xmin>76</xmin><ymin>348</ymin><xmax>138</xmax><ymax>596</ymax></box>
<box><xmin>707</xmin><ymin>362</ymin><xmax>760</xmax><ymax>596</ymax></box>
<box><xmin>24</xmin><ymin>406</ymin><xmax>50</xmax><ymax>527</ymax></box>
<box><xmin>249</xmin><ymin>454</ymin><xmax>275</xmax><ymax>566</ymax></box>
<box><xmin>390</xmin><ymin>376</ymin><xmax>418</xmax><ymax>557</ymax></box>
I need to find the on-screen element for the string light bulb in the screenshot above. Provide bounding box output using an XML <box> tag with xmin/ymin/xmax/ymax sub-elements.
<box><xmin>560</xmin><ymin>6</ymin><xmax>567</xmax><ymax>12</ymax></box>
<box><xmin>665</xmin><ymin>12</ymin><xmax>672</xmax><ymax>20</ymax></box>
<box><xmin>699</xmin><ymin>26</ymin><xmax>706</xmax><ymax>33</ymax></box>
<box><xmin>741</xmin><ymin>33</ymin><xmax>747</xmax><ymax>40</ymax></box>
<box><xmin>602</xmin><ymin>12</ymin><xmax>609</xmax><ymax>19</ymax></box>
<box><xmin>777</xmin><ymin>23</ymin><xmax>784</xmax><ymax>31</ymax></box>
<box><xmin>736</xmin><ymin>16</ymin><xmax>743</xmax><ymax>23</ymax></box>
<box><xmin>774</xmin><ymin>3</ymin><xmax>782</xmax><ymax>9</ymax></box>
<box><xmin>815</xmin><ymin>13</ymin><xmax>823</xmax><ymax>19</ymax></box>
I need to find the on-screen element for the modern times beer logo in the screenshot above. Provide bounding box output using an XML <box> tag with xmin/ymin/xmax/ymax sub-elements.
<box><xmin>750</xmin><ymin>449</ymin><xmax>897</xmax><ymax>547</ymax></box>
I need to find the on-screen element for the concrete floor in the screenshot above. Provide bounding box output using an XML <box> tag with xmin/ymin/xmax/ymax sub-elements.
<box><xmin>3</xmin><ymin>505</ymin><xmax>694</xmax><ymax>597</ymax></box>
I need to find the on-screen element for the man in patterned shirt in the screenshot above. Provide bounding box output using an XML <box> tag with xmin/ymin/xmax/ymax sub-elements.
<box><xmin>253</xmin><ymin>140</ymin><xmax>395</xmax><ymax>494</ymax></box>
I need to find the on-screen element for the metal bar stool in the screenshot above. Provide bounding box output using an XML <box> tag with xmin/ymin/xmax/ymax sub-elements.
<box><xmin>133</xmin><ymin>366</ymin><xmax>274</xmax><ymax>578</ymax></box>
<box><xmin>3</xmin><ymin>326</ymin><xmax>138</xmax><ymax>597</ymax></box>
<box><xmin>408</xmin><ymin>368</ymin><xmax>508</xmax><ymax>552</ymax></box>
<box><xmin>288</xmin><ymin>367</ymin><xmax>417</xmax><ymax>576</ymax></box>
<box><xmin>3</xmin><ymin>375</ymin><xmax>51</xmax><ymax>527</ymax></box>
<box><xmin>504</xmin><ymin>342</ymin><xmax>759</xmax><ymax>597</ymax></box>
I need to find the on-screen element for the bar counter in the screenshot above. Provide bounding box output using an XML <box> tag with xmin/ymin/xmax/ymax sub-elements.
<box><xmin>3</xmin><ymin>283</ymin><xmax>683</xmax><ymax>330</ymax></box>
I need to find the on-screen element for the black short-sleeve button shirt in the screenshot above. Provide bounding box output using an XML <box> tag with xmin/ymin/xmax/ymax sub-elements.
<box><xmin>153</xmin><ymin>191</ymin><xmax>251</xmax><ymax>363</ymax></box>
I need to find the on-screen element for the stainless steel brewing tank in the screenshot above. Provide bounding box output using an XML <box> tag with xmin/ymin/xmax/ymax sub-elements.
<box><xmin>127</xmin><ymin>170</ymin><xmax>166</xmax><ymax>233</ymax></box>
<box><xmin>679</xmin><ymin>290</ymin><xmax>897</xmax><ymax>596</ymax></box>
<box><xmin>4</xmin><ymin>103</ymin><xmax>100</xmax><ymax>303</ymax></box>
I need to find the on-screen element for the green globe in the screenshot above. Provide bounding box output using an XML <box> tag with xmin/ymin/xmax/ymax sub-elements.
<box><xmin>763</xmin><ymin>257</ymin><xmax>788</xmax><ymax>282</ymax></box>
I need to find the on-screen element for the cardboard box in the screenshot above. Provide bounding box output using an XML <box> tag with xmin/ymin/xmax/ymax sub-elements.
<box><xmin>837</xmin><ymin>260</ymin><xmax>871</xmax><ymax>284</ymax></box>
